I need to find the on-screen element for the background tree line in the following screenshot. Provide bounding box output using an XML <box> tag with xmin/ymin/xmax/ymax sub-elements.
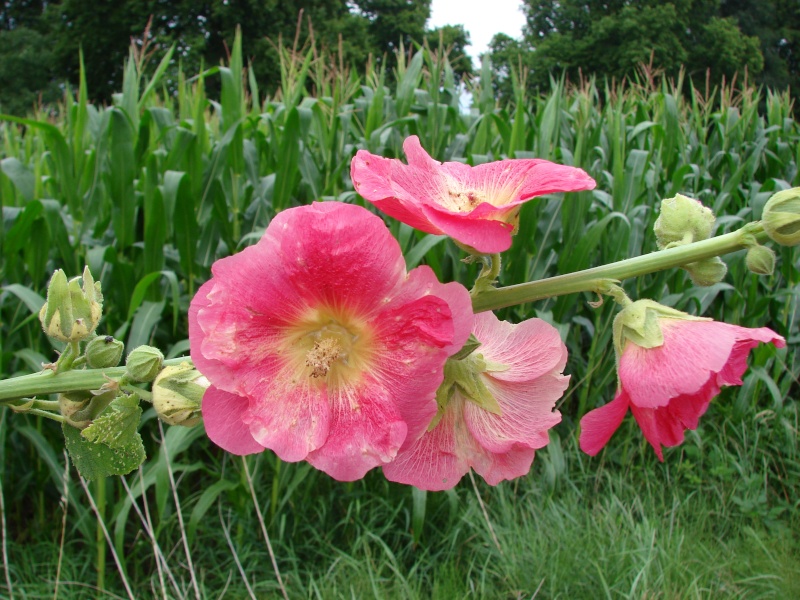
<box><xmin>0</xmin><ymin>0</ymin><xmax>471</xmax><ymax>115</ymax></box>
<box><xmin>490</xmin><ymin>0</ymin><xmax>800</xmax><ymax>101</ymax></box>
<box><xmin>0</xmin><ymin>0</ymin><xmax>798</xmax><ymax>116</ymax></box>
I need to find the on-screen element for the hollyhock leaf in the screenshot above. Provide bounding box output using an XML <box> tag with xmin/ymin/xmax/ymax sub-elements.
<box><xmin>82</xmin><ymin>393</ymin><xmax>142</xmax><ymax>449</ymax></box>
<box><xmin>201</xmin><ymin>386</ymin><xmax>263</xmax><ymax>456</ymax></box>
<box><xmin>579</xmin><ymin>391</ymin><xmax>630</xmax><ymax>456</ymax></box>
<box><xmin>63</xmin><ymin>423</ymin><xmax>145</xmax><ymax>480</ymax></box>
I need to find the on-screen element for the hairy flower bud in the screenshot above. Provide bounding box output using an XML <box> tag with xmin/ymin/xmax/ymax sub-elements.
<box><xmin>745</xmin><ymin>245</ymin><xmax>776</xmax><ymax>276</ymax></box>
<box><xmin>85</xmin><ymin>336</ymin><xmax>125</xmax><ymax>369</ymax></box>
<box><xmin>762</xmin><ymin>187</ymin><xmax>800</xmax><ymax>246</ymax></box>
<box><xmin>39</xmin><ymin>267</ymin><xmax>103</xmax><ymax>343</ymax></box>
<box><xmin>152</xmin><ymin>363</ymin><xmax>207</xmax><ymax>427</ymax></box>
<box><xmin>654</xmin><ymin>194</ymin><xmax>716</xmax><ymax>249</ymax></box>
<box><xmin>125</xmin><ymin>345</ymin><xmax>164</xmax><ymax>382</ymax></box>
<box><xmin>684</xmin><ymin>257</ymin><xmax>728</xmax><ymax>287</ymax></box>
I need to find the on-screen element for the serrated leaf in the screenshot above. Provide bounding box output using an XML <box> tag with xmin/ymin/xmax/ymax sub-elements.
<box><xmin>63</xmin><ymin>423</ymin><xmax>145</xmax><ymax>480</ymax></box>
<box><xmin>82</xmin><ymin>393</ymin><xmax>142</xmax><ymax>449</ymax></box>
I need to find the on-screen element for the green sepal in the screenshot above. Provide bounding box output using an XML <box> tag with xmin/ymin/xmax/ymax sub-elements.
<box><xmin>81</xmin><ymin>392</ymin><xmax>143</xmax><ymax>449</ymax></box>
<box><xmin>613</xmin><ymin>299</ymin><xmax>708</xmax><ymax>358</ymax></box>
<box><xmin>450</xmin><ymin>333</ymin><xmax>482</xmax><ymax>360</ymax></box>
<box><xmin>63</xmin><ymin>422</ymin><xmax>145</xmax><ymax>480</ymax></box>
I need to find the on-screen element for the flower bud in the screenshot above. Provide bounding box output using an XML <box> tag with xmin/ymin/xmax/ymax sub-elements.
<box><xmin>684</xmin><ymin>257</ymin><xmax>728</xmax><ymax>287</ymax></box>
<box><xmin>745</xmin><ymin>245</ymin><xmax>776</xmax><ymax>276</ymax></box>
<box><xmin>152</xmin><ymin>363</ymin><xmax>207</xmax><ymax>427</ymax></box>
<box><xmin>125</xmin><ymin>345</ymin><xmax>164</xmax><ymax>382</ymax></box>
<box><xmin>59</xmin><ymin>392</ymin><xmax>92</xmax><ymax>429</ymax></box>
<box><xmin>654</xmin><ymin>194</ymin><xmax>716</xmax><ymax>249</ymax></box>
<box><xmin>39</xmin><ymin>266</ymin><xmax>103</xmax><ymax>343</ymax></box>
<box><xmin>85</xmin><ymin>336</ymin><xmax>125</xmax><ymax>368</ymax></box>
<box><xmin>762</xmin><ymin>187</ymin><xmax>800</xmax><ymax>246</ymax></box>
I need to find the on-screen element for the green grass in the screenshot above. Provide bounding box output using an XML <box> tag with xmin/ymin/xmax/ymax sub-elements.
<box><xmin>1</xmin><ymin>33</ymin><xmax>798</xmax><ymax>598</ymax></box>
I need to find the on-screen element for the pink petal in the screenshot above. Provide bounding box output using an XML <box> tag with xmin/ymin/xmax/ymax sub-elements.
<box><xmin>473</xmin><ymin>312</ymin><xmax>568</xmax><ymax>381</ymax></box>
<box><xmin>383</xmin><ymin>401</ymin><xmax>473</xmax><ymax>491</ymax></box>
<box><xmin>306</xmin><ymin>384</ymin><xmax>407</xmax><ymax>481</ymax></box>
<box><xmin>419</xmin><ymin>203</ymin><xmax>515</xmax><ymax>253</ymax></box>
<box><xmin>201</xmin><ymin>386</ymin><xmax>263</xmax><ymax>455</ymax></box>
<box><xmin>619</xmin><ymin>320</ymin><xmax>738</xmax><ymax>408</ymax></box>
<box><xmin>579</xmin><ymin>391</ymin><xmax>630</xmax><ymax>456</ymax></box>
<box><xmin>470</xmin><ymin>443</ymin><xmax>538</xmax><ymax>486</ymax></box>
<box><xmin>464</xmin><ymin>375</ymin><xmax>565</xmax><ymax>454</ymax></box>
<box><xmin>245</xmin><ymin>367</ymin><xmax>331</xmax><ymax>462</ymax></box>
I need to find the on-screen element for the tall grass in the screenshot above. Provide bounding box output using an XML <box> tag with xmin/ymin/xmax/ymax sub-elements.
<box><xmin>1</xmin><ymin>33</ymin><xmax>798</xmax><ymax>597</ymax></box>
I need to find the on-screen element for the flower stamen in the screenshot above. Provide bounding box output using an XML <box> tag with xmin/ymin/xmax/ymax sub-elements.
<box><xmin>306</xmin><ymin>337</ymin><xmax>343</xmax><ymax>378</ymax></box>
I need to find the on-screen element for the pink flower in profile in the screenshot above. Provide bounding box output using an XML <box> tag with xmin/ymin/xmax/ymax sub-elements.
<box><xmin>350</xmin><ymin>135</ymin><xmax>596</xmax><ymax>254</ymax></box>
<box><xmin>189</xmin><ymin>202</ymin><xmax>472</xmax><ymax>481</ymax></box>
<box><xmin>383</xmin><ymin>312</ymin><xmax>569</xmax><ymax>491</ymax></box>
<box><xmin>580</xmin><ymin>300</ymin><xmax>785</xmax><ymax>461</ymax></box>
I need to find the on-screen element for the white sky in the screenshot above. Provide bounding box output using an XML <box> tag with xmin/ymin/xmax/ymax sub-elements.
<box><xmin>428</xmin><ymin>0</ymin><xmax>525</xmax><ymax>65</ymax></box>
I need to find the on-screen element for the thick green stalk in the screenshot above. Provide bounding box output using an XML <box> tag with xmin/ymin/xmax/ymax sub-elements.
<box><xmin>472</xmin><ymin>224</ymin><xmax>767</xmax><ymax>313</ymax></box>
<box><xmin>0</xmin><ymin>357</ymin><xmax>191</xmax><ymax>402</ymax></box>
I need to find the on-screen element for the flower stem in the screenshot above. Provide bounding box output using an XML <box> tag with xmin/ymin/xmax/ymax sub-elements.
<box><xmin>0</xmin><ymin>357</ymin><xmax>191</xmax><ymax>402</ymax></box>
<box><xmin>472</xmin><ymin>223</ymin><xmax>767</xmax><ymax>313</ymax></box>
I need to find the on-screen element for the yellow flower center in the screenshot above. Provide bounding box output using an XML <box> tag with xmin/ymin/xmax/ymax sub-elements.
<box><xmin>281</xmin><ymin>308</ymin><xmax>375</xmax><ymax>388</ymax></box>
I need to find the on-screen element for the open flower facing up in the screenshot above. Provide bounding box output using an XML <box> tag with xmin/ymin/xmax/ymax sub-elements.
<box><xmin>350</xmin><ymin>136</ymin><xmax>596</xmax><ymax>254</ymax></box>
<box><xmin>189</xmin><ymin>202</ymin><xmax>472</xmax><ymax>481</ymax></box>
<box><xmin>383</xmin><ymin>312</ymin><xmax>569</xmax><ymax>490</ymax></box>
<box><xmin>580</xmin><ymin>300</ymin><xmax>785</xmax><ymax>461</ymax></box>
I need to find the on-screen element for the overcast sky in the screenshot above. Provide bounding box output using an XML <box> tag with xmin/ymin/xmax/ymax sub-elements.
<box><xmin>428</xmin><ymin>0</ymin><xmax>525</xmax><ymax>65</ymax></box>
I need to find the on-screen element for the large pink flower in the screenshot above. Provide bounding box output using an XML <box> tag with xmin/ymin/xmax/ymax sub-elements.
<box><xmin>350</xmin><ymin>135</ymin><xmax>596</xmax><ymax>254</ymax></box>
<box><xmin>580</xmin><ymin>316</ymin><xmax>785</xmax><ymax>461</ymax></box>
<box><xmin>383</xmin><ymin>312</ymin><xmax>569</xmax><ymax>490</ymax></box>
<box><xmin>189</xmin><ymin>202</ymin><xmax>472</xmax><ymax>481</ymax></box>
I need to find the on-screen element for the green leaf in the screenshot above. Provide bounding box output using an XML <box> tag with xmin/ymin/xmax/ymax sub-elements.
<box><xmin>82</xmin><ymin>393</ymin><xmax>143</xmax><ymax>449</ymax></box>
<box><xmin>1</xmin><ymin>157</ymin><xmax>35</xmax><ymax>201</ymax></box>
<box><xmin>63</xmin><ymin>422</ymin><xmax>145</xmax><ymax>480</ymax></box>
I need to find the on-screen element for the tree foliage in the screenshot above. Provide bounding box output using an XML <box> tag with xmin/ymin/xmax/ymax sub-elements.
<box><xmin>488</xmin><ymin>0</ymin><xmax>796</xmax><ymax>102</ymax></box>
<box><xmin>0</xmin><ymin>0</ymin><xmax>476</xmax><ymax>113</ymax></box>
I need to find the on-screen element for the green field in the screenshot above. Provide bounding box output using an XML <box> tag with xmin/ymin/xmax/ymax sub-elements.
<box><xmin>1</xmin><ymin>36</ymin><xmax>798</xmax><ymax>598</ymax></box>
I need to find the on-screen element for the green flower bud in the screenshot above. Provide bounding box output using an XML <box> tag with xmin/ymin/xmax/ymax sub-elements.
<box><xmin>762</xmin><ymin>187</ymin><xmax>800</xmax><ymax>246</ymax></box>
<box><xmin>152</xmin><ymin>363</ymin><xmax>207</xmax><ymax>427</ymax></box>
<box><xmin>58</xmin><ymin>392</ymin><xmax>92</xmax><ymax>429</ymax></box>
<box><xmin>654</xmin><ymin>194</ymin><xmax>716</xmax><ymax>249</ymax></box>
<box><xmin>39</xmin><ymin>266</ymin><xmax>103</xmax><ymax>343</ymax></box>
<box><xmin>125</xmin><ymin>345</ymin><xmax>164</xmax><ymax>382</ymax></box>
<box><xmin>684</xmin><ymin>257</ymin><xmax>728</xmax><ymax>287</ymax></box>
<box><xmin>85</xmin><ymin>336</ymin><xmax>125</xmax><ymax>368</ymax></box>
<box><xmin>745</xmin><ymin>245</ymin><xmax>776</xmax><ymax>276</ymax></box>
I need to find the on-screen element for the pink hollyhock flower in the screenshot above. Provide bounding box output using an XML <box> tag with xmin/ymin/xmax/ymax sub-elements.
<box><xmin>383</xmin><ymin>311</ymin><xmax>569</xmax><ymax>491</ymax></box>
<box><xmin>350</xmin><ymin>135</ymin><xmax>596</xmax><ymax>254</ymax></box>
<box><xmin>189</xmin><ymin>202</ymin><xmax>472</xmax><ymax>481</ymax></box>
<box><xmin>579</xmin><ymin>300</ymin><xmax>785</xmax><ymax>461</ymax></box>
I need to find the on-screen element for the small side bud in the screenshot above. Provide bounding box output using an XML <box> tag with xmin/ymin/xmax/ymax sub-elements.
<box><xmin>59</xmin><ymin>392</ymin><xmax>92</xmax><ymax>429</ymax></box>
<box><xmin>152</xmin><ymin>363</ymin><xmax>207</xmax><ymax>427</ymax></box>
<box><xmin>745</xmin><ymin>245</ymin><xmax>776</xmax><ymax>276</ymax></box>
<box><xmin>125</xmin><ymin>345</ymin><xmax>164</xmax><ymax>382</ymax></box>
<box><xmin>684</xmin><ymin>257</ymin><xmax>728</xmax><ymax>287</ymax></box>
<box><xmin>85</xmin><ymin>336</ymin><xmax>125</xmax><ymax>368</ymax></box>
<box><xmin>654</xmin><ymin>194</ymin><xmax>716</xmax><ymax>249</ymax></box>
<box><xmin>762</xmin><ymin>187</ymin><xmax>800</xmax><ymax>246</ymax></box>
<box><xmin>39</xmin><ymin>267</ymin><xmax>103</xmax><ymax>343</ymax></box>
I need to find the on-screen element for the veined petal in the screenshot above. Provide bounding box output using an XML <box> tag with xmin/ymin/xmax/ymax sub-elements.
<box><xmin>579</xmin><ymin>391</ymin><xmax>630</xmax><ymax>456</ymax></box>
<box><xmin>307</xmin><ymin>383</ymin><xmax>407</xmax><ymax>481</ymax></box>
<box><xmin>201</xmin><ymin>386</ymin><xmax>263</xmax><ymax>456</ymax></box>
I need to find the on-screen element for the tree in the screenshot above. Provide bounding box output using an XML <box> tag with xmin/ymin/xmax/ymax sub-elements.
<box><xmin>352</xmin><ymin>0</ymin><xmax>431</xmax><ymax>72</ymax></box>
<box><xmin>425</xmin><ymin>24</ymin><xmax>473</xmax><ymax>80</ymax></box>
<box><xmin>491</xmin><ymin>0</ymin><xmax>769</xmax><ymax>98</ymax></box>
